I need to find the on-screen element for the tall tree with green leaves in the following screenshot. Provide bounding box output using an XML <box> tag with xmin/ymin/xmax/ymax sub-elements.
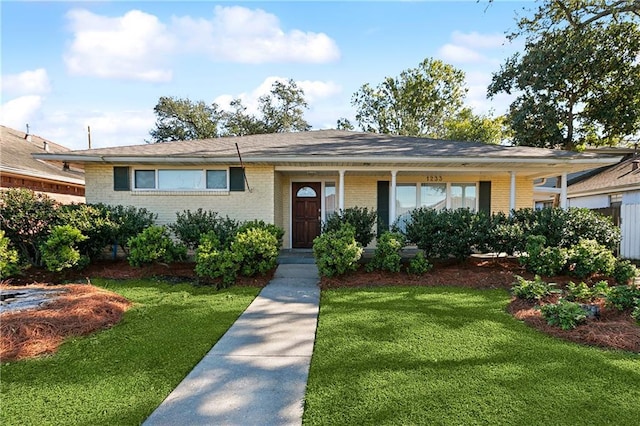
<box><xmin>258</xmin><ymin>79</ymin><xmax>311</xmax><ymax>133</ymax></box>
<box><xmin>149</xmin><ymin>97</ymin><xmax>223</xmax><ymax>143</ymax></box>
<box><xmin>352</xmin><ymin>58</ymin><xmax>467</xmax><ymax>138</ymax></box>
<box><xmin>488</xmin><ymin>1</ymin><xmax>640</xmax><ymax>150</ymax></box>
<box><xmin>443</xmin><ymin>109</ymin><xmax>508</xmax><ymax>145</ymax></box>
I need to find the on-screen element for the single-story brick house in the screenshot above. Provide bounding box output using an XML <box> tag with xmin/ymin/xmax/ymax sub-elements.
<box><xmin>34</xmin><ymin>130</ymin><xmax>620</xmax><ymax>249</ymax></box>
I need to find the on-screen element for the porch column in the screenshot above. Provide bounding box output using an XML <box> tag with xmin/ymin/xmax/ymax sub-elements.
<box><xmin>560</xmin><ymin>172</ymin><xmax>568</xmax><ymax>209</ymax></box>
<box><xmin>390</xmin><ymin>170</ymin><xmax>398</xmax><ymax>224</ymax></box>
<box><xmin>338</xmin><ymin>169</ymin><xmax>345</xmax><ymax>211</ymax></box>
<box><xmin>509</xmin><ymin>171</ymin><xmax>516</xmax><ymax>214</ymax></box>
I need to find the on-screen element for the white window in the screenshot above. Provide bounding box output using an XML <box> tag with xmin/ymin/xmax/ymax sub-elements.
<box><xmin>451</xmin><ymin>184</ymin><xmax>477</xmax><ymax>210</ymax></box>
<box><xmin>134</xmin><ymin>169</ymin><xmax>228</xmax><ymax>190</ymax></box>
<box><xmin>420</xmin><ymin>183</ymin><xmax>446</xmax><ymax>210</ymax></box>
<box><xmin>324</xmin><ymin>182</ymin><xmax>336</xmax><ymax>218</ymax></box>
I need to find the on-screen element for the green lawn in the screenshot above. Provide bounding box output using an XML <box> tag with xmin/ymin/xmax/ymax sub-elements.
<box><xmin>0</xmin><ymin>279</ymin><xmax>260</xmax><ymax>426</ymax></box>
<box><xmin>303</xmin><ymin>286</ymin><xmax>640</xmax><ymax>426</ymax></box>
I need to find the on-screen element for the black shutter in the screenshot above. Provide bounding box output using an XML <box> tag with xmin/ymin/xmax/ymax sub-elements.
<box><xmin>113</xmin><ymin>167</ymin><xmax>130</xmax><ymax>191</ymax></box>
<box><xmin>479</xmin><ymin>181</ymin><xmax>491</xmax><ymax>215</ymax></box>
<box><xmin>377</xmin><ymin>181</ymin><xmax>390</xmax><ymax>236</ymax></box>
<box><xmin>229</xmin><ymin>167</ymin><xmax>245</xmax><ymax>192</ymax></box>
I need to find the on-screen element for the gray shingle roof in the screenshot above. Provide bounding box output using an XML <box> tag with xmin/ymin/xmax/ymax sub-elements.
<box><xmin>568</xmin><ymin>155</ymin><xmax>640</xmax><ymax>195</ymax></box>
<box><xmin>0</xmin><ymin>125</ymin><xmax>84</xmax><ymax>184</ymax></box>
<box><xmin>53</xmin><ymin>130</ymin><xmax>597</xmax><ymax>160</ymax></box>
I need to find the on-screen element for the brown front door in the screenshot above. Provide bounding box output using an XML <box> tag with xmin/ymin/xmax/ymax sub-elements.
<box><xmin>292</xmin><ymin>182</ymin><xmax>321</xmax><ymax>248</ymax></box>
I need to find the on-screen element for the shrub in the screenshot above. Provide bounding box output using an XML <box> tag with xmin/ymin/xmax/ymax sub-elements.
<box><xmin>0</xmin><ymin>230</ymin><xmax>21</xmax><ymax>279</ymax></box>
<box><xmin>511</xmin><ymin>275</ymin><xmax>559</xmax><ymax>301</ymax></box>
<box><xmin>313</xmin><ymin>224</ymin><xmax>363</xmax><ymax>278</ymax></box>
<box><xmin>565</xmin><ymin>280</ymin><xmax>609</xmax><ymax>303</ymax></box>
<box><xmin>366</xmin><ymin>231</ymin><xmax>405</xmax><ymax>273</ymax></box>
<box><xmin>127</xmin><ymin>226</ymin><xmax>187</xmax><ymax>267</ymax></box>
<box><xmin>0</xmin><ymin>188</ymin><xmax>60</xmax><ymax>265</ymax></box>
<box><xmin>40</xmin><ymin>225</ymin><xmax>89</xmax><ymax>272</ymax></box>
<box><xmin>237</xmin><ymin>220</ymin><xmax>284</xmax><ymax>249</ymax></box>
<box><xmin>59</xmin><ymin>204</ymin><xmax>116</xmax><ymax>260</ymax></box>
<box><xmin>404</xmin><ymin>208</ymin><xmax>479</xmax><ymax>260</ymax></box>
<box><xmin>323</xmin><ymin>207</ymin><xmax>377</xmax><ymax>247</ymax></box>
<box><xmin>612</xmin><ymin>259</ymin><xmax>638</xmax><ymax>285</ymax></box>
<box><xmin>519</xmin><ymin>235</ymin><xmax>569</xmax><ymax>276</ymax></box>
<box><xmin>98</xmin><ymin>204</ymin><xmax>157</xmax><ymax>255</ymax></box>
<box><xmin>195</xmin><ymin>232</ymin><xmax>239</xmax><ymax>288</ymax></box>
<box><xmin>510</xmin><ymin>207</ymin><xmax>620</xmax><ymax>251</ymax></box>
<box><xmin>170</xmin><ymin>209</ymin><xmax>223</xmax><ymax>249</ymax></box>
<box><xmin>632</xmin><ymin>303</ymin><xmax>640</xmax><ymax>322</ymax></box>
<box><xmin>540</xmin><ymin>299</ymin><xmax>587</xmax><ymax>330</ymax></box>
<box><xmin>407</xmin><ymin>251</ymin><xmax>432</xmax><ymax>275</ymax></box>
<box><xmin>232</xmin><ymin>228</ymin><xmax>279</xmax><ymax>277</ymax></box>
<box><xmin>607</xmin><ymin>285</ymin><xmax>640</xmax><ymax>311</ymax></box>
<box><xmin>568</xmin><ymin>239</ymin><xmax>616</xmax><ymax>278</ymax></box>
<box><xmin>485</xmin><ymin>212</ymin><xmax>524</xmax><ymax>256</ymax></box>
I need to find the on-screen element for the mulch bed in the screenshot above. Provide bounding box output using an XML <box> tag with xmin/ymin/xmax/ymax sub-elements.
<box><xmin>1</xmin><ymin>257</ymin><xmax>637</xmax><ymax>362</ymax></box>
<box><xmin>0</xmin><ymin>284</ymin><xmax>132</xmax><ymax>362</ymax></box>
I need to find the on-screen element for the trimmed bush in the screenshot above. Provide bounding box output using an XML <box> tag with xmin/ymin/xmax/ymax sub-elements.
<box><xmin>237</xmin><ymin>220</ymin><xmax>284</xmax><ymax>249</ymax></box>
<box><xmin>632</xmin><ymin>303</ymin><xmax>640</xmax><ymax>322</ymax></box>
<box><xmin>232</xmin><ymin>228</ymin><xmax>279</xmax><ymax>277</ymax></box>
<box><xmin>407</xmin><ymin>251</ymin><xmax>432</xmax><ymax>275</ymax></box>
<box><xmin>0</xmin><ymin>188</ymin><xmax>60</xmax><ymax>265</ymax></box>
<box><xmin>169</xmin><ymin>209</ymin><xmax>241</xmax><ymax>250</ymax></box>
<box><xmin>127</xmin><ymin>225</ymin><xmax>187</xmax><ymax>267</ymax></box>
<box><xmin>59</xmin><ymin>204</ymin><xmax>115</xmax><ymax>260</ymax></box>
<box><xmin>195</xmin><ymin>232</ymin><xmax>239</xmax><ymax>288</ymax></box>
<box><xmin>404</xmin><ymin>208</ymin><xmax>479</xmax><ymax>260</ymax></box>
<box><xmin>323</xmin><ymin>207</ymin><xmax>377</xmax><ymax>247</ymax></box>
<box><xmin>313</xmin><ymin>224</ymin><xmax>363</xmax><ymax>278</ymax></box>
<box><xmin>511</xmin><ymin>275</ymin><xmax>559</xmax><ymax>301</ymax></box>
<box><xmin>540</xmin><ymin>299</ymin><xmax>587</xmax><ymax>330</ymax></box>
<box><xmin>366</xmin><ymin>231</ymin><xmax>405</xmax><ymax>273</ymax></box>
<box><xmin>485</xmin><ymin>212</ymin><xmax>524</xmax><ymax>256</ymax></box>
<box><xmin>568</xmin><ymin>239</ymin><xmax>616</xmax><ymax>278</ymax></box>
<box><xmin>40</xmin><ymin>225</ymin><xmax>89</xmax><ymax>272</ymax></box>
<box><xmin>612</xmin><ymin>259</ymin><xmax>638</xmax><ymax>285</ymax></box>
<box><xmin>98</xmin><ymin>204</ymin><xmax>157</xmax><ymax>255</ymax></box>
<box><xmin>519</xmin><ymin>235</ymin><xmax>569</xmax><ymax>276</ymax></box>
<box><xmin>0</xmin><ymin>230</ymin><xmax>21</xmax><ymax>279</ymax></box>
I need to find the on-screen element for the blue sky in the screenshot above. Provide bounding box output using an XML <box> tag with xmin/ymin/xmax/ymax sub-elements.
<box><xmin>1</xmin><ymin>1</ymin><xmax>530</xmax><ymax>150</ymax></box>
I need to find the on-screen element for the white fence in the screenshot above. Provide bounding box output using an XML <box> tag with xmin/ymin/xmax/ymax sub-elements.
<box><xmin>621</xmin><ymin>204</ymin><xmax>640</xmax><ymax>260</ymax></box>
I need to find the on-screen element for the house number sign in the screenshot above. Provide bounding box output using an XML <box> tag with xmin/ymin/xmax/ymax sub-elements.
<box><xmin>425</xmin><ymin>175</ymin><xmax>444</xmax><ymax>182</ymax></box>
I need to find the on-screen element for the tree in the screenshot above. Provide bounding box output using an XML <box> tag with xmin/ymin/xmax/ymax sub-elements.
<box><xmin>489</xmin><ymin>2</ymin><xmax>640</xmax><ymax>150</ymax></box>
<box><xmin>336</xmin><ymin>117</ymin><xmax>354</xmax><ymax>131</ymax></box>
<box><xmin>443</xmin><ymin>109</ymin><xmax>508</xmax><ymax>145</ymax></box>
<box><xmin>149</xmin><ymin>97</ymin><xmax>222</xmax><ymax>143</ymax></box>
<box><xmin>150</xmin><ymin>79</ymin><xmax>310</xmax><ymax>141</ymax></box>
<box><xmin>258</xmin><ymin>79</ymin><xmax>310</xmax><ymax>133</ymax></box>
<box><xmin>352</xmin><ymin>58</ymin><xmax>467</xmax><ymax>138</ymax></box>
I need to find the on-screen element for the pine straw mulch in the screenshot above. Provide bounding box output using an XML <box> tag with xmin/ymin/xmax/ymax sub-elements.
<box><xmin>0</xmin><ymin>284</ymin><xmax>132</xmax><ymax>362</ymax></box>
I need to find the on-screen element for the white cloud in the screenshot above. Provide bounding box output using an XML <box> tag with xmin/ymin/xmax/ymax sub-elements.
<box><xmin>0</xmin><ymin>96</ymin><xmax>44</xmax><ymax>129</ymax></box>
<box><xmin>64</xmin><ymin>9</ymin><xmax>175</xmax><ymax>82</ymax></box>
<box><xmin>172</xmin><ymin>6</ymin><xmax>340</xmax><ymax>63</ymax></box>
<box><xmin>451</xmin><ymin>31</ymin><xmax>506</xmax><ymax>49</ymax></box>
<box><xmin>1</xmin><ymin>69</ymin><xmax>51</xmax><ymax>97</ymax></box>
<box><xmin>296</xmin><ymin>80</ymin><xmax>342</xmax><ymax>103</ymax></box>
<box><xmin>438</xmin><ymin>44</ymin><xmax>486</xmax><ymax>64</ymax></box>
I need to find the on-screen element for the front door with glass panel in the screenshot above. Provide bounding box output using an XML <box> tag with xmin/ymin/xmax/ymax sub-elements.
<box><xmin>292</xmin><ymin>182</ymin><xmax>321</xmax><ymax>248</ymax></box>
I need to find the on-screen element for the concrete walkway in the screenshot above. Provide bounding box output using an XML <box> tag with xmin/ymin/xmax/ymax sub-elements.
<box><xmin>143</xmin><ymin>263</ymin><xmax>320</xmax><ymax>426</ymax></box>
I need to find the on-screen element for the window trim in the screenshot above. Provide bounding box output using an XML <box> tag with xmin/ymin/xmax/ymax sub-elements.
<box><xmin>393</xmin><ymin>181</ymin><xmax>479</xmax><ymax>221</ymax></box>
<box><xmin>132</xmin><ymin>168</ymin><xmax>230</xmax><ymax>191</ymax></box>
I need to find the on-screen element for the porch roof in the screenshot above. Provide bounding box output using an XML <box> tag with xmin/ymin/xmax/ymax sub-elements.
<box><xmin>33</xmin><ymin>130</ymin><xmax>620</xmax><ymax>177</ymax></box>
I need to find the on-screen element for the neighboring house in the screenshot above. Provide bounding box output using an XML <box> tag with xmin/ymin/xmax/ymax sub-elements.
<box><xmin>567</xmin><ymin>153</ymin><xmax>640</xmax><ymax>259</ymax></box>
<box><xmin>34</xmin><ymin>130</ymin><xmax>619</xmax><ymax>249</ymax></box>
<box><xmin>1</xmin><ymin>125</ymin><xmax>85</xmax><ymax>204</ymax></box>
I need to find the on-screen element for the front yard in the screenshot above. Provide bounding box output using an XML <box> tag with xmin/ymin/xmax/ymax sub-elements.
<box><xmin>1</xmin><ymin>280</ymin><xmax>639</xmax><ymax>425</ymax></box>
<box><xmin>303</xmin><ymin>286</ymin><xmax>640</xmax><ymax>425</ymax></box>
<box><xmin>0</xmin><ymin>279</ymin><xmax>259</xmax><ymax>426</ymax></box>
